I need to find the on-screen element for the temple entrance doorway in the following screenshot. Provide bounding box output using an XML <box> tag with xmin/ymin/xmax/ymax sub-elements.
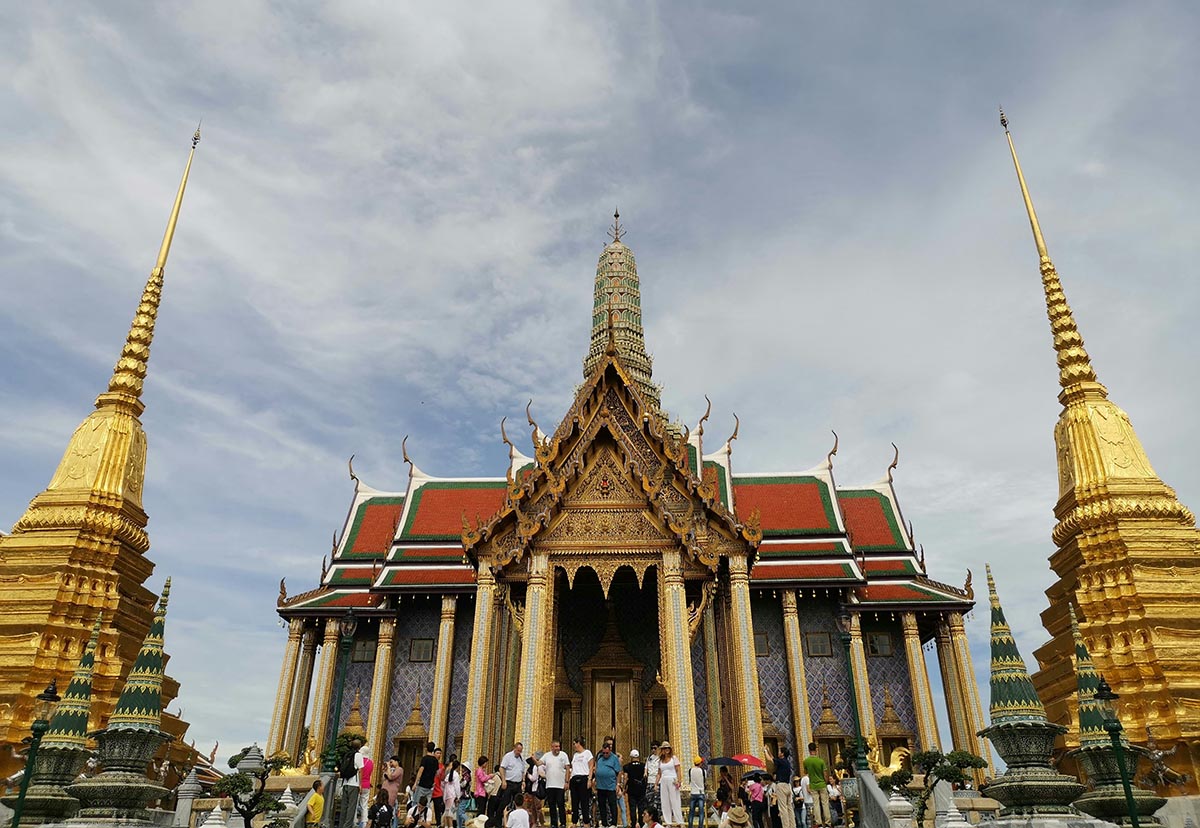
<box><xmin>556</xmin><ymin>566</ymin><xmax>661</xmax><ymax>754</ymax></box>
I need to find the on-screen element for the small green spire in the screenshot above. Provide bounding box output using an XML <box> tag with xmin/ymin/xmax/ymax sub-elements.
<box><xmin>42</xmin><ymin>615</ymin><xmax>103</xmax><ymax>750</ymax></box>
<box><xmin>107</xmin><ymin>578</ymin><xmax>170</xmax><ymax>732</ymax></box>
<box><xmin>986</xmin><ymin>565</ymin><xmax>1048</xmax><ymax>724</ymax></box>
<box><xmin>1070</xmin><ymin>605</ymin><xmax>1115</xmax><ymax>749</ymax></box>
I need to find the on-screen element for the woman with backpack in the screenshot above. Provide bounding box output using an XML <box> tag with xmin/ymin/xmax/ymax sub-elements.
<box><xmin>370</xmin><ymin>790</ymin><xmax>395</xmax><ymax>828</ymax></box>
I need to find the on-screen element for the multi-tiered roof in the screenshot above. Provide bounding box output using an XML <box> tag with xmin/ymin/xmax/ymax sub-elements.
<box><xmin>279</xmin><ymin>224</ymin><xmax>971</xmax><ymax>621</ymax></box>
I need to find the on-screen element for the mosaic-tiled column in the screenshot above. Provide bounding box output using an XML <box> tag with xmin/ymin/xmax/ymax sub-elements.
<box><xmin>702</xmin><ymin>601</ymin><xmax>725</xmax><ymax>757</ymax></box>
<box><xmin>727</xmin><ymin>554</ymin><xmax>763</xmax><ymax>754</ymax></box>
<box><xmin>781</xmin><ymin>591</ymin><xmax>812</xmax><ymax>755</ymax></box>
<box><xmin>949</xmin><ymin>611</ymin><xmax>993</xmax><ymax>775</ymax></box>
<box><xmin>463</xmin><ymin>569</ymin><xmax>498</xmax><ymax>765</ymax></box>
<box><xmin>514</xmin><ymin>552</ymin><xmax>552</xmax><ymax>749</ymax></box>
<box><xmin>900</xmin><ymin>612</ymin><xmax>940</xmax><ymax>750</ymax></box>
<box><xmin>429</xmin><ymin>596</ymin><xmax>458</xmax><ymax>749</ymax></box>
<box><xmin>284</xmin><ymin>625</ymin><xmax>319</xmax><ymax>761</ymax></box>
<box><xmin>267</xmin><ymin>618</ymin><xmax>305</xmax><ymax>756</ymax></box>
<box><xmin>367</xmin><ymin>617</ymin><xmax>397</xmax><ymax>784</ymax></box>
<box><xmin>847</xmin><ymin>613</ymin><xmax>876</xmax><ymax>745</ymax></box>
<box><xmin>309</xmin><ymin>618</ymin><xmax>341</xmax><ymax>754</ymax></box>
<box><xmin>935</xmin><ymin>616</ymin><xmax>970</xmax><ymax>753</ymax></box>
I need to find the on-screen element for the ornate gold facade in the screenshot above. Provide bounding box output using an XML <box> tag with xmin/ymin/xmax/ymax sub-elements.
<box><xmin>270</xmin><ymin>224</ymin><xmax>987</xmax><ymax>783</ymax></box>
<box><xmin>0</xmin><ymin>130</ymin><xmax>201</xmax><ymax>779</ymax></box>
<box><xmin>1002</xmin><ymin>112</ymin><xmax>1200</xmax><ymax>792</ymax></box>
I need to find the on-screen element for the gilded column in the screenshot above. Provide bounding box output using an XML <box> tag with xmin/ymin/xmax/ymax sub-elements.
<box><xmin>429</xmin><ymin>596</ymin><xmax>458</xmax><ymax>749</ymax></box>
<box><xmin>900</xmin><ymin>613</ymin><xmax>940</xmax><ymax>751</ymax></box>
<box><xmin>949</xmin><ymin>611</ymin><xmax>993</xmax><ymax>774</ymax></box>
<box><xmin>367</xmin><ymin>617</ymin><xmax>397</xmax><ymax>784</ymax></box>
<box><xmin>514</xmin><ymin>552</ymin><xmax>552</xmax><ymax>749</ymax></box>
<box><xmin>463</xmin><ymin>569</ymin><xmax>498</xmax><ymax>765</ymax></box>
<box><xmin>781</xmin><ymin>591</ymin><xmax>812</xmax><ymax>754</ymax></box>
<box><xmin>702</xmin><ymin>601</ymin><xmax>725</xmax><ymax>758</ymax></box>
<box><xmin>847</xmin><ymin>613</ymin><xmax>875</xmax><ymax>745</ymax></box>
<box><xmin>726</xmin><ymin>554</ymin><xmax>763</xmax><ymax>754</ymax></box>
<box><xmin>267</xmin><ymin>618</ymin><xmax>305</xmax><ymax>756</ymax></box>
<box><xmin>284</xmin><ymin>625</ymin><xmax>319</xmax><ymax>761</ymax></box>
<box><xmin>309</xmin><ymin>618</ymin><xmax>342</xmax><ymax>753</ymax></box>
<box><xmin>935</xmin><ymin>616</ymin><xmax>969</xmax><ymax>752</ymax></box>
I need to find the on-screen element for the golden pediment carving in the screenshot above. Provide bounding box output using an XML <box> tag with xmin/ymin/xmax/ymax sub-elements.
<box><xmin>539</xmin><ymin>507</ymin><xmax>672</xmax><ymax>548</ymax></box>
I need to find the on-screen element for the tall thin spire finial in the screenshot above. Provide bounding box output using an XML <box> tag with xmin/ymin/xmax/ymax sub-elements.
<box><xmin>1000</xmin><ymin>108</ymin><xmax>1099</xmax><ymax>392</ymax></box>
<box><xmin>104</xmin><ymin>125</ymin><xmax>201</xmax><ymax>407</ymax></box>
<box><xmin>608</xmin><ymin>207</ymin><xmax>624</xmax><ymax>244</ymax></box>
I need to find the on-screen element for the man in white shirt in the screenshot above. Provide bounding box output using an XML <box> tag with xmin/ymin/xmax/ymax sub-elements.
<box><xmin>500</xmin><ymin>743</ymin><xmax>526</xmax><ymax>817</ymax></box>
<box><xmin>541</xmin><ymin>741</ymin><xmax>571</xmax><ymax>828</ymax></box>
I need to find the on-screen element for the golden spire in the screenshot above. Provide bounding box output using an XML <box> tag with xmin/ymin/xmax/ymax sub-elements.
<box><xmin>101</xmin><ymin>124</ymin><xmax>201</xmax><ymax>412</ymax></box>
<box><xmin>1000</xmin><ymin>108</ymin><xmax>1100</xmax><ymax>396</ymax></box>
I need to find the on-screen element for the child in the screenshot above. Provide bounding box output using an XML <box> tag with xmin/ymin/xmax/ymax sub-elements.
<box><xmin>307</xmin><ymin>779</ymin><xmax>326</xmax><ymax>828</ymax></box>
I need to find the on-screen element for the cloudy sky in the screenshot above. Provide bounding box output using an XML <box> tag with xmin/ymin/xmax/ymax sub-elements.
<box><xmin>3</xmin><ymin>2</ymin><xmax>1199</xmax><ymax>760</ymax></box>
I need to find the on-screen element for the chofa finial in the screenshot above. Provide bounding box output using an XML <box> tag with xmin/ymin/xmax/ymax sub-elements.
<box><xmin>887</xmin><ymin>442</ymin><xmax>899</xmax><ymax>483</ymax></box>
<box><xmin>826</xmin><ymin>430</ymin><xmax>839</xmax><ymax>468</ymax></box>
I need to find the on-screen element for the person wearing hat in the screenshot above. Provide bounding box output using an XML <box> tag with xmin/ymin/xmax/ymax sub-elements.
<box><xmin>654</xmin><ymin>742</ymin><xmax>682</xmax><ymax>826</ymax></box>
<box><xmin>724</xmin><ymin>806</ymin><xmax>751</xmax><ymax>828</ymax></box>
<box><xmin>622</xmin><ymin>749</ymin><xmax>647</xmax><ymax>823</ymax></box>
<box><xmin>686</xmin><ymin>757</ymin><xmax>706</xmax><ymax>828</ymax></box>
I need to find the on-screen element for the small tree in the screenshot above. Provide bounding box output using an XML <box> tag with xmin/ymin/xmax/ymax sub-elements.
<box><xmin>906</xmin><ymin>749</ymin><xmax>988</xmax><ymax>825</ymax></box>
<box><xmin>211</xmin><ymin>749</ymin><xmax>291</xmax><ymax>828</ymax></box>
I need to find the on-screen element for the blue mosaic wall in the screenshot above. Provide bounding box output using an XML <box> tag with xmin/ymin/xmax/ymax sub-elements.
<box><xmin>444</xmin><ymin>598</ymin><xmax>476</xmax><ymax>757</ymax></box>
<box><xmin>750</xmin><ymin>595</ymin><xmax>795</xmax><ymax>755</ymax></box>
<box><xmin>861</xmin><ymin>617</ymin><xmax>918</xmax><ymax>742</ymax></box>
<box><xmin>798</xmin><ymin>597</ymin><xmax>853</xmax><ymax>740</ymax></box>
<box><xmin>384</xmin><ymin>601</ymin><xmax>441</xmax><ymax>747</ymax></box>
<box><xmin>691</xmin><ymin>622</ymin><xmax>711</xmax><ymax>758</ymax></box>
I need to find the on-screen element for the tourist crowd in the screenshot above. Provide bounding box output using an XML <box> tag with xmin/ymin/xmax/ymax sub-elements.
<box><xmin>323</xmin><ymin>738</ymin><xmax>846</xmax><ymax>828</ymax></box>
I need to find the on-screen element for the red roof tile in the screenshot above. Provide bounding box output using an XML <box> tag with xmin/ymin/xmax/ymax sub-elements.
<box><xmin>860</xmin><ymin>559</ymin><xmax>917</xmax><ymax>576</ymax></box>
<box><xmin>732</xmin><ymin>477</ymin><xmax>837</xmax><ymax>535</ymax></box>
<box><xmin>382</xmin><ymin>567</ymin><xmax>475</xmax><ymax>586</ymax></box>
<box><xmin>401</xmin><ymin>482</ymin><xmax>507</xmax><ymax>540</ymax></box>
<box><xmin>857</xmin><ymin>583</ymin><xmax>947</xmax><ymax>603</ymax></box>
<box><xmin>751</xmin><ymin>562</ymin><xmax>856</xmax><ymax>581</ymax></box>
<box><xmin>837</xmin><ymin>490</ymin><xmax>906</xmax><ymax>549</ymax></box>
<box><xmin>757</xmin><ymin>541</ymin><xmax>846</xmax><ymax>558</ymax></box>
<box><xmin>350</xmin><ymin>501</ymin><xmax>404</xmax><ymax>554</ymax></box>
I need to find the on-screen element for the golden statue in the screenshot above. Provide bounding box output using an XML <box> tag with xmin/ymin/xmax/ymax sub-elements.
<box><xmin>865</xmin><ymin>736</ymin><xmax>910</xmax><ymax>777</ymax></box>
<box><xmin>275</xmin><ymin>735</ymin><xmax>319</xmax><ymax>777</ymax></box>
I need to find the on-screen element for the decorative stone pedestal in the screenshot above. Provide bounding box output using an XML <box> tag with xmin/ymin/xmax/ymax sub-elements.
<box><xmin>0</xmin><ymin>747</ymin><xmax>90</xmax><ymax>825</ymax></box>
<box><xmin>1073</xmin><ymin>746</ymin><xmax>1167</xmax><ymax>828</ymax></box>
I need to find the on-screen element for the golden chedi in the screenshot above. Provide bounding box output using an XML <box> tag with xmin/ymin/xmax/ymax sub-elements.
<box><xmin>1001</xmin><ymin>110</ymin><xmax>1200</xmax><ymax>792</ymax></box>
<box><xmin>0</xmin><ymin>128</ymin><xmax>202</xmax><ymax>779</ymax></box>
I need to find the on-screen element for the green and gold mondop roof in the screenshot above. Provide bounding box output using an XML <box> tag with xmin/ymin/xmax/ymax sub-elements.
<box><xmin>42</xmin><ymin>615</ymin><xmax>102</xmax><ymax>750</ymax></box>
<box><xmin>1070</xmin><ymin>605</ymin><xmax>1117</xmax><ymax>749</ymax></box>
<box><xmin>986</xmin><ymin>565</ymin><xmax>1048</xmax><ymax>724</ymax></box>
<box><xmin>107</xmin><ymin>579</ymin><xmax>170</xmax><ymax>733</ymax></box>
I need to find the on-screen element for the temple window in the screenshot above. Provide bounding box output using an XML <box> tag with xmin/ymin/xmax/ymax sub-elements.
<box><xmin>805</xmin><ymin>632</ymin><xmax>832</xmax><ymax>657</ymax></box>
<box><xmin>754</xmin><ymin>632</ymin><xmax>770</xmax><ymax>657</ymax></box>
<box><xmin>409</xmin><ymin>638</ymin><xmax>434</xmax><ymax>662</ymax></box>
<box><xmin>351</xmin><ymin>638</ymin><xmax>376</xmax><ymax>663</ymax></box>
<box><xmin>866</xmin><ymin>632</ymin><xmax>893</xmax><ymax>657</ymax></box>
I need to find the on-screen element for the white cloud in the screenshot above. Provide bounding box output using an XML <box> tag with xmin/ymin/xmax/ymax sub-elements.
<box><xmin>2</xmin><ymin>1</ymin><xmax>1199</xmax><ymax>756</ymax></box>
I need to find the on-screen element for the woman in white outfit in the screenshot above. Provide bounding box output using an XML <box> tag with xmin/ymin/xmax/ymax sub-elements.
<box><xmin>654</xmin><ymin>742</ymin><xmax>682</xmax><ymax>826</ymax></box>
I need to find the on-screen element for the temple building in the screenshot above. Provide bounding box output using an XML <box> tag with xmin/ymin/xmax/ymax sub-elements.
<box><xmin>271</xmin><ymin>214</ymin><xmax>989</xmax><ymax>779</ymax></box>
<box><xmin>1002</xmin><ymin>113</ymin><xmax>1200</xmax><ymax>791</ymax></box>
<box><xmin>0</xmin><ymin>130</ymin><xmax>201</xmax><ymax>781</ymax></box>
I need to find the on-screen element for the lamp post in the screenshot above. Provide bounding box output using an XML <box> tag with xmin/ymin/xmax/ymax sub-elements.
<box><xmin>323</xmin><ymin>610</ymin><xmax>359</xmax><ymax>772</ymax></box>
<box><xmin>12</xmin><ymin>680</ymin><xmax>61</xmax><ymax>828</ymax></box>
<box><xmin>835</xmin><ymin>608</ymin><xmax>868</xmax><ymax>772</ymax></box>
<box><xmin>1094</xmin><ymin>676</ymin><xmax>1138</xmax><ymax>828</ymax></box>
